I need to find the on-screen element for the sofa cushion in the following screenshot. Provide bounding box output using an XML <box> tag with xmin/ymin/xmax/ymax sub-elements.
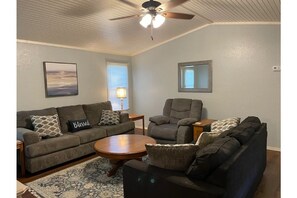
<box><xmin>30</xmin><ymin>114</ymin><xmax>63</xmax><ymax>138</ymax></box>
<box><xmin>25</xmin><ymin>134</ymin><xmax>80</xmax><ymax>158</ymax></box>
<box><xmin>148</xmin><ymin>124</ymin><xmax>178</xmax><ymax>141</ymax></box>
<box><xmin>68</xmin><ymin>119</ymin><xmax>92</xmax><ymax>132</ymax></box>
<box><xmin>227</xmin><ymin>122</ymin><xmax>261</xmax><ymax>145</ymax></box>
<box><xmin>98</xmin><ymin>110</ymin><xmax>120</xmax><ymax>126</ymax></box>
<box><xmin>186</xmin><ymin>136</ymin><xmax>240</xmax><ymax>180</ymax></box>
<box><xmin>149</xmin><ymin>115</ymin><xmax>170</xmax><ymax>125</ymax></box>
<box><xmin>83</xmin><ymin>101</ymin><xmax>112</xmax><ymax>126</ymax></box>
<box><xmin>100</xmin><ymin>121</ymin><xmax>135</xmax><ymax>136</ymax></box>
<box><xmin>211</xmin><ymin>117</ymin><xmax>240</xmax><ymax>133</ymax></box>
<box><xmin>68</xmin><ymin>127</ymin><xmax>107</xmax><ymax>144</ymax></box>
<box><xmin>57</xmin><ymin>105</ymin><xmax>87</xmax><ymax>132</ymax></box>
<box><xmin>145</xmin><ymin>144</ymin><xmax>200</xmax><ymax>171</ymax></box>
<box><xmin>17</xmin><ymin>107</ymin><xmax>58</xmax><ymax>129</ymax></box>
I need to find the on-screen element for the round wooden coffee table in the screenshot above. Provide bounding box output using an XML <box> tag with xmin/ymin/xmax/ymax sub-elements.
<box><xmin>94</xmin><ymin>134</ymin><xmax>156</xmax><ymax>176</ymax></box>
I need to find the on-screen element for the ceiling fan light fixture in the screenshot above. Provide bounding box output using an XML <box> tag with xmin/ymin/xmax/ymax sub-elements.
<box><xmin>152</xmin><ymin>14</ymin><xmax>165</xmax><ymax>28</ymax></box>
<box><xmin>140</xmin><ymin>13</ymin><xmax>152</xmax><ymax>28</ymax></box>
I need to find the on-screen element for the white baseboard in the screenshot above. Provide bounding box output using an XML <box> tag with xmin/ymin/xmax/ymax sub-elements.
<box><xmin>267</xmin><ymin>146</ymin><xmax>281</xmax><ymax>152</ymax></box>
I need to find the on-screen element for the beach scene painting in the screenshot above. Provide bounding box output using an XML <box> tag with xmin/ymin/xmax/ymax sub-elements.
<box><xmin>43</xmin><ymin>62</ymin><xmax>78</xmax><ymax>97</ymax></box>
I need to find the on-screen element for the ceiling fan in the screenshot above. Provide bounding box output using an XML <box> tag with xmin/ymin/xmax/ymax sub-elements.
<box><xmin>110</xmin><ymin>0</ymin><xmax>194</xmax><ymax>29</ymax></box>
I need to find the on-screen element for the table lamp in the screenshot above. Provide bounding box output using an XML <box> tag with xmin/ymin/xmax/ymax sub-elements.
<box><xmin>116</xmin><ymin>87</ymin><xmax>127</xmax><ymax>110</ymax></box>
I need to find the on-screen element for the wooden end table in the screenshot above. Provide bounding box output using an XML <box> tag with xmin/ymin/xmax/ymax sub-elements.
<box><xmin>129</xmin><ymin>114</ymin><xmax>145</xmax><ymax>135</ymax></box>
<box><xmin>193</xmin><ymin>119</ymin><xmax>216</xmax><ymax>142</ymax></box>
<box><xmin>17</xmin><ymin>140</ymin><xmax>26</xmax><ymax>177</ymax></box>
<box><xmin>94</xmin><ymin>134</ymin><xmax>156</xmax><ymax>176</ymax></box>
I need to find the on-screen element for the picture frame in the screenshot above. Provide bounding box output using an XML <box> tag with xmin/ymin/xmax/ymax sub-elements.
<box><xmin>43</xmin><ymin>62</ymin><xmax>78</xmax><ymax>97</ymax></box>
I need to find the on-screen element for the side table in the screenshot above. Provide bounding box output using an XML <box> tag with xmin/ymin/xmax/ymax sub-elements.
<box><xmin>192</xmin><ymin>119</ymin><xmax>216</xmax><ymax>142</ymax></box>
<box><xmin>129</xmin><ymin>114</ymin><xmax>145</xmax><ymax>135</ymax></box>
<box><xmin>17</xmin><ymin>140</ymin><xmax>26</xmax><ymax>177</ymax></box>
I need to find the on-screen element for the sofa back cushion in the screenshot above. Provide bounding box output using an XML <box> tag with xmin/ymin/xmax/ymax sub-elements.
<box><xmin>186</xmin><ymin>136</ymin><xmax>240</xmax><ymax>180</ymax></box>
<box><xmin>163</xmin><ymin>98</ymin><xmax>203</xmax><ymax>124</ymax></box>
<box><xmin>83</xmin><ymin>101</ymin><xmax>112</xmax><ymax>126</ymax></box>
<box><xmin>227</xmin><ymin>116</ymin><xmax>262</xmax><ymax>144</ymax></box>
<box><xmin>57</xmin><ymin>105</ymin><xmax>87</xmax><ymax>132</ymax></box>
<box><xmin>17</xmin><ymin>107</ymin><xmax>58</xmax><ymax>129</ymax></box>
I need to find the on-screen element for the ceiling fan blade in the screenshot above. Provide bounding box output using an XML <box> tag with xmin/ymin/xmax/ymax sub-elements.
<box><xmin>158</xmin><ymin>0</ymin><xmax>189</xmax><ymax>11</ymax></box>
<box><xmin>109</xmin><ymin>14</ymin><xmax>140</xmax><ymax>21</ymax></box>
<box><xmin>117</xmin><ymin>0</ymin><xmax>142</xmax><ymax>10</ymax></box>
<box><xmin>163</xmin><ymin>12</ymin><xmax>194</xmax><ymax>19</ymax></box>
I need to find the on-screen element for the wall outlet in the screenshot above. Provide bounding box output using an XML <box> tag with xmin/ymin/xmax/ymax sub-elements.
<box><xmin>272</xmin><ymin>66</ymin><xmax>281</xmax><ymax>72</ymax></box>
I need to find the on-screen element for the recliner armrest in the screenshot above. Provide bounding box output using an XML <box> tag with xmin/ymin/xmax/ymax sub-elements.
<box><xmin>149</xmin><ymin>115</ymin><xmax>170</xmax><ymax>125</ymax></box>
<box><xmin>17</xmin><ymin>127</ymin><xmax>40</xmax><ymax>146</ymax></box>
<box><xmin>177</xmin><ymin>118</ymin><xmax>198</xmax><ymax>127</ymax></box>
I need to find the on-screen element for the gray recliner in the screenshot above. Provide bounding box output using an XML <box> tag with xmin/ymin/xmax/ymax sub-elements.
<box><xmin>148</xmin><ymin>98</ymin><xmax>203</xmax><ymax>144</ymax></box>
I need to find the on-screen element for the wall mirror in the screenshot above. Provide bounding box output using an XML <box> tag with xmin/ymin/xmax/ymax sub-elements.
<box><xmin>178</xmin><ymin>60</ymin><xmax>212</xmax><ymax>93</ymax></box>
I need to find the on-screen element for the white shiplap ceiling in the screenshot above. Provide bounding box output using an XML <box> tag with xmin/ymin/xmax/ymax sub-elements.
<box><xmin>17</xmin><ymin>0</ymin><xmax>280</xmax><ymax>56</ymax></box>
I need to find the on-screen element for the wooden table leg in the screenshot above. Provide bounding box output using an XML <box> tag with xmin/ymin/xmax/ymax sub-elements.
<box><xmin>108</xmin><ymin>160</ymin><xmax>125</xmax><ymax>177</ymax></box>
<box><xmin>142</xmin><ymin>117</ymin><xmax>145</xmax><ymax>135</ymax></box>
<box><xmin>17</xmin><ymin>141</ymin><xmax>26</xmax><ymax>177</ymax></box>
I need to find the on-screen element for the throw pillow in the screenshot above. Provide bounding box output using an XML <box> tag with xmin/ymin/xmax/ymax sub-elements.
<box><xmin>195</xmin><ymin>130</ymin><xmax>229</xmax><ymax>148</ymax></box>
<box><xmin>145</xmin><ymin>144</ymin><xmax>200</xmax><ymax>171</ymax></box>
<box><xmin>68</xmin><ymin>119</ymin><xmax>92</xmax><ymax>132</ymax></box>
<box><xmin>98</xmin><ymin>110</ymin><xmax>120</xmax><ymax>126</ymax></box>
<box><xmin>186</xmin><ymin>136</ymin><xmax>240</xmax><ymax>180</ymax></box>
<box><xmin>211</xmin><ymin>117</ymin><xmax>240</xmax><ymax>133</ymax></box>
<box><xmin>30</xmin><ymin>114</ymin><xmax>63</xmax><ymax>138</ymax></box>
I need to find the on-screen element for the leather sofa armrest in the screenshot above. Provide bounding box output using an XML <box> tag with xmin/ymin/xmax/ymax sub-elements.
<box><xmin>120</xmin><ymin>112</ymin><xmax>130</xmax><ymax>123</ymax></box>
<box><xmin>123</xmin><ymin>160</ymin><xmax>225</xmax><ymax>198</ymax></box>
<box><xmin>149</xmin><ymin>115</ymin><xmax>170</xmax><ymax>125</ymax></box>
<box><xmin>177</xmin><ymin>118</ymin><xmax>198</xmax><ymax>127</ymax></box>
<box><xmin>17</xmin><ymin>127</ymin><xmax>40</xmax><ymax>146</ymax></box>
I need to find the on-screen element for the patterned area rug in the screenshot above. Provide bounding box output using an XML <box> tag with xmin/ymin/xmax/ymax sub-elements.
<box><xmin>27</xmin><ymin>156</ymin><xmax>143</xmax><ymax>198</ymax></box>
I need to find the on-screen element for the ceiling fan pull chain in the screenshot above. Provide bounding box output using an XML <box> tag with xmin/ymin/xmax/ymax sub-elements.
<box><xmin>150</xmin><ymin>24</ymin><xmax>154</xmax><ymax>40</ymax></box>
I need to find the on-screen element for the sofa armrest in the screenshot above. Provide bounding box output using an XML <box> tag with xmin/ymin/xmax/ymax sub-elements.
<box><xmin>149</xmin><ymin>115</ymin><xmax>170</xmax><ymax>125</ymax></box>
<box><xmin>17</xmin><ymin>128</ymin><xmax>40</xmax><ymax>146</ymax></box>
<box><xmin>123</xmin><ymin>160</ymin><xmax>225</xmax><ymax>198</ymax></box>
<box><xmin>177</xmin><ymin>118</ymin><xmax>198</xmax><ymax>127</ymax></box>
<box><xmin>120</xmin><ymin>112</ymin><xmax>130</xmax><ymax>123</ymax></box>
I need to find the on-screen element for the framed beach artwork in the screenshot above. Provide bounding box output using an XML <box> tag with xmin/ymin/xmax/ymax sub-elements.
<box><xmin>43</xmin><ymin>62</ymin><xmax>78</xmax><ymax>97</ymax></box>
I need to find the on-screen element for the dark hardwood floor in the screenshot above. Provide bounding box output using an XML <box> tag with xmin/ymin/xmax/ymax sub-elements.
<box><xmin>17</xmin><ymin>129</ymin><xmax>280</xmax><ymax>197</ymax></box>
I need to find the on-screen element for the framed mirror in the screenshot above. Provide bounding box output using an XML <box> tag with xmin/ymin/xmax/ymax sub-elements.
<box><xmin>178</xmin><ymin>60</ymin><xmax>212</xmax><ymax>93</ymax></box>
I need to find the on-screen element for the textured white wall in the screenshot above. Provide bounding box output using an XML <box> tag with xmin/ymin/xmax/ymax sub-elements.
<box><xmin>17</xmin><ymin>42</ymin><xmax>132</xmax><ymax>111</ymax></box>
<box><xmin>132</xmin><ymin>24</ymin><xmax>280</xmax><ymax>149</ymax></box>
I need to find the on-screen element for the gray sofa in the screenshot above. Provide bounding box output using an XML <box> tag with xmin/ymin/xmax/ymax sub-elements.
<box><xmin>148</xmin><ymin>98</ymin><xmax>203</xmax><ymax>144</ymax></box>
<box><xmin>17</xmin><ymin>101</ymin><xmax>135</xmax><ymax>173</ymax></box>
<box><xmin>123</xmin><ymin>116</ymin><xmax>267</xmax><ymax>198</ymax></box>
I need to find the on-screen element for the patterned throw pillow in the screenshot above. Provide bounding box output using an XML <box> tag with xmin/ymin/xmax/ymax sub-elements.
<box><xmin>98</xmin><ymin>110</ymin><xmax>120</xmax><ymax>126</ymax></box>
<box><xmin>30</xmin><ymin>114</ymin><xmax>63</xmax><ymax>138</ymax></box>
<box><xmin>145</xmin><ymin>144</ymin><xmax>200</xmax><ymax>171</ymax></box>
<box><xmin>195</xmin><ymin>130</ymin><xmax>230</xmax><ymax>148</ymax></box>
<box><xmin>211</xmin><ymin>117</ymin><xmax>241</xmax><ymax>133</ymax></box>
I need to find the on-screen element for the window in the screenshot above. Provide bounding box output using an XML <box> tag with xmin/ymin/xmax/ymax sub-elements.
<box><xmin>184</xmin><ymin>67</ymin><xmax>194</xmax><ymax>88</ymax></box>
<box><xmin>107</xmin><ymin>62</ymin><xmax>129</xmax><ymax>110</ymax></box>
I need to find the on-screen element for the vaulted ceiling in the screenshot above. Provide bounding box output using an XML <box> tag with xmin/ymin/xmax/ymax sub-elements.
<box><xmin>17</xmin><ymin>0</ymin><xmax>280</xmax><ymax>56</ymax></box>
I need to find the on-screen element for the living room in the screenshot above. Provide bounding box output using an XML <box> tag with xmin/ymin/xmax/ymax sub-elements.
<box><xmin>4</xmin><ymin>0</ymin><xmax>294</xmax><ymax>197</ymax></box>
